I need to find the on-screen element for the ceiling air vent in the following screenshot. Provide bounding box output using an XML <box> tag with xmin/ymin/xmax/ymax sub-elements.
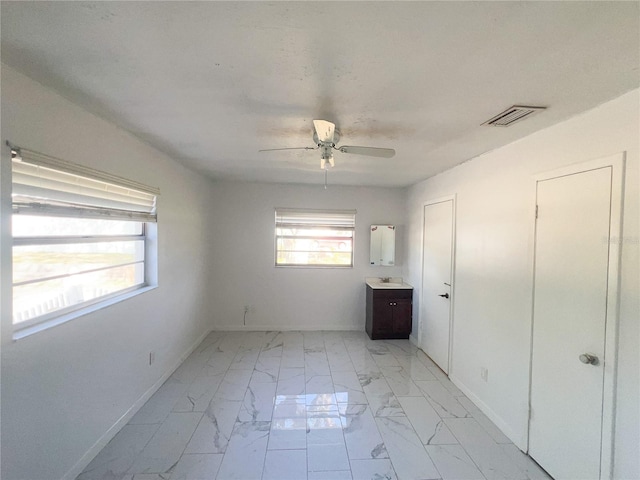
<box><xmin>482</xmin><ymin>105</ymin><xmax>546</xmax><ymax>127</ymax></box>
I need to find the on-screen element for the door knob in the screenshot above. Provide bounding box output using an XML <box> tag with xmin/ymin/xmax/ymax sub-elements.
<box><xmin>579</xmin><ymin>353</ymin><xmax>599</xmax><ymax>365</ymax></box>
<box><xmin>438</xmin><ymin>293</ymin><xmax>450</xmax><ymax>299</ymax></box>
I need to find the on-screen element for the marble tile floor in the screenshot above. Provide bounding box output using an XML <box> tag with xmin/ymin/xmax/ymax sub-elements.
<box><xmin>77</xmin><ymin>331</ymin><xmax>551</xmax><ymax>480</ymax></box>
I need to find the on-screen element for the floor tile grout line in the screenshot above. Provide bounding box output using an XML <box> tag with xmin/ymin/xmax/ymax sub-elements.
<box><xmin>329</xmin><ymin>333</ymin><xmax>402</xmax><ymax>480</ymax></box>
<box><xmin>384</xmin><ymin>339</ymin><xmax>451</xmax><ymax>480</ymax></box>
<box><xmin>178</xmin><ymin>342</ymin><xmax>235</xmax><ymax>479</ymax></box>
<box><xmin>197</xmin><ymin>332</ymin><xmax>253</xmax><ymax>477</ymax></box>
<box><xmin>382</xmin><ymin>339</ymin><xmax>489</xmax><ymax>479</ymax></box>
<box><xmin>383</xmin><ymin>344</ymin><xmax>493</xmax><ymax>480</ymax></box>
<box><xmin>81</xmin><ymin>331</ymin><xmax>546</xmax><ymax>480</ymax></box>
<box><xmin>327</xmin><ymin>333</ymin><xmax>357</xmax><ymax>478</ymax></box>
<box><xmin>424</xmin><ymin>434</ymin><xmax>490</xmax><ymax>480</ymax></box>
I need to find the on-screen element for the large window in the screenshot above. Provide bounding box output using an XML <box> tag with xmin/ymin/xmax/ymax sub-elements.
<box><xmin>10</xmin><ymin>144</ymin><xmax>159</xmax><ymax>330</ymax></box>
<box><xmin>275</xmin><ymin>208</ymin><xmax>355</xmax><ymax>267</ymax></box>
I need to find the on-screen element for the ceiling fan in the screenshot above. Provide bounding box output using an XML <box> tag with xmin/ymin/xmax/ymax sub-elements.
<box><xmin>259</xmin><ymin>119</ymin><xmax>396</xmax><ymax>170</ymax></box>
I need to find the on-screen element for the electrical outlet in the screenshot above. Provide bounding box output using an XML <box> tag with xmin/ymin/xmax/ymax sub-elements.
<box><xmin>149</xmin><ymin>351</ymin><xmax>155</xmax><ymax>366</ymax></box>
<box><xmin>480</xmin><ymin>367</ymin><xmax>488</xmax><ymax>382</ymax></box>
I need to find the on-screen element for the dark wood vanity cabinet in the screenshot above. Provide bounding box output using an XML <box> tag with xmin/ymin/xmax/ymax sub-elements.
<box><xmin>366</xmin><ymin>286</ymin><xmax>413</xmax><ymax>340</ymax></box>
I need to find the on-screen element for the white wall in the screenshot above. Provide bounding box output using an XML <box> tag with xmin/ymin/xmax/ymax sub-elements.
<box><xmin>405</xmin><ymin>90</ymin><xmax>639</xmax><ymax>479</ymax></box>
<box><xmin>207</xmin><ymin>181</ymin><xmax>405</xmax><ymax>331</ymax></box>
<box><xmin>2</xmin><ymin>61</ymin><xmax>636</xmax><ymax>480</ymax></box>
<box><xmin>0</xmin><ymin>66</ymin><xmax>217</xmax><ymax>480</ymax></box>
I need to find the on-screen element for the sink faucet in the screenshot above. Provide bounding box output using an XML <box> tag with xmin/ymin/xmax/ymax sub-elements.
<box><xmin>381</xmin><ymin>277</ymin><xmax>391</xmax><ymax>283</ymax></box>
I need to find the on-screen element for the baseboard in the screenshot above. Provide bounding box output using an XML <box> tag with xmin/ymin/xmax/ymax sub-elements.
<box><xmin>212</xmin><ymin>324</ymin><xmax>364</xmax><ymax>332</ymax></box>
<box><xmin>62</xmin><ymin>327</ymin><xmax>213</xmax><ymax>480</ymax></box>
<box><xmin>448</xmin><ymin>374</ymin><xmax>527</xmax><ymax>450</ymax></box>
<box><xmin>410</xmin><ymin>340</ymin><xmax>527</xmax><ymax>450</ymax></box>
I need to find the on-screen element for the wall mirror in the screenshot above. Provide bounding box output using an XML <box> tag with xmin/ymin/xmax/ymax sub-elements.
<box><xmin>370</xmin><ymin>225</ymin><xmax>395</xmax><ymax>266</ymax></box>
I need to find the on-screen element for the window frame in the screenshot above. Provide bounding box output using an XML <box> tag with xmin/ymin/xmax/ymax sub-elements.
<box><xmin>274</xmin><ymin>208</ymin><xmax>356</xmax><ymax>268</ymax></box>
<box><xmin>12</xmin><ymin>222</ymin><xmax>150</xmax><ymax>330</ymax></box>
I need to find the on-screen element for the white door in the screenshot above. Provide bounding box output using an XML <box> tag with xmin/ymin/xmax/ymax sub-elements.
<box><xmin>421</xmin><ymin>199</ymin><xmax>454</xmax><ymax>373</ymax></box>
<box><xmin>529</xmin><ymin>167</ymin><xmax>613</xmax><ymax>480</ymax></box>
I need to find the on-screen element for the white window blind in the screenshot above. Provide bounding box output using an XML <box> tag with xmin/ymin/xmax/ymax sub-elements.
<box><xmin>275</xmin><ymin>209</ymin><xmax>356</xmax><ymax>229</ymax></box>
<box><xmin>275</xmin><ymin>208</ymin><xmax>356</xmax><ymax>267</ymax></box>
<box><xmin>10</xmin><ymin>144</ymin><xmax>159</xmax><ymax>222</ymax></box>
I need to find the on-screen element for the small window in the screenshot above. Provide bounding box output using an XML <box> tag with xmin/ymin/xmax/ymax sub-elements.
<box><xmin>9</xmin><ymin>143</ymin><xmax>159</xmax><ymax>331</ymax></box>
<box><xmin>275</xmin><ymin>208</ymin><xmax>356</xmax><ymax>267</ymax></box>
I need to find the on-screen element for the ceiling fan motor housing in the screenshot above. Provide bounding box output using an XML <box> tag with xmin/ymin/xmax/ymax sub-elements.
<box><xmin>313</xmin><ymin>130</ymin><xmax>340</xmax><ymax>147</ymax></box>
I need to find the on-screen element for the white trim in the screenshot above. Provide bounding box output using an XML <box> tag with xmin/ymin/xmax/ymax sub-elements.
<box><xmin>524</xmin><ymin>164</ymin><xmax>541</xmax><ymax>454</ymax></box>
<box><xmin>213</xmin><ymin>325</ymin><xmax>363</xmax><ymax>332</ymax></box>
<box><xmin>13</xmin><ymin>233</ymin><xmax>144</xmax><ymax>246</ymax></box>
<box><xmin>61</xmin><ymin>327</ymin><xmax>213</xmax><ymax>480</ymax></box>
<box><xmin>13</xmin><ymin>285</ymin><xmax>156</xmax><ymax>340</ymax></box>
<box><xmin>14</xmin><ymin>260</ymin><xmax>144</xmax><ymax>287</ymax></box>
<box><xmin>275</xmin><ymin>207</ymin><xmax>357</xmax><ymax>218</ymax></box>
<box><xmin>450</xmin><ymin>373</ymin><xmax>526</xmax><ymax>449</ymax></box>
<box><xmin>418</xmin><ymin>194</ymin><xmax>457</xmax><ymax>376</ymax></box>
<box><xmin>10</xmin><ymin>144</ymin><xmax>159</xmax><ymax>221</ymax></box>
<box><xmin>9</xmin><ymin>143</ymin><xmax>160</xmax><ymax>195</ymax></box>
<box><xmin>13</xmin><ymin>200</ymin><xmax>157</xmax><ymax>222</ymax></box>
<box><xmin>600</xmin><ymin>153</ymin><xmax>625</xmax><ymax>480</ymax></box>
<box><xmin>526</xmin><ymin>152</ymin><xmax>625</xmax><ymax>480</ymax></box>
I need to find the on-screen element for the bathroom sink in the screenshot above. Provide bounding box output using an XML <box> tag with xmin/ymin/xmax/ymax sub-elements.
<box><xmin>365</xmin><ymin>277</ymin><xmax>413</xmax><ymax>289</ymax></box>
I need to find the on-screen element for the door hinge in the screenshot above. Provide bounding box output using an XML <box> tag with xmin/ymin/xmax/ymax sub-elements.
<box><xmin>535</xmin><ymin>205</ymin><xmax>539</xmax><ymax>219</ymax></box>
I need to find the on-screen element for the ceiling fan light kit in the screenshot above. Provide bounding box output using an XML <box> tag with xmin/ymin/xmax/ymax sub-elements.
<box><xmin>259</xmin><ymin>119</ymin><xmax>396</xmax><ymax>171</ymax></box>
<box><xmin>321</xmin><ymin>151</ymin><xmax>335</xmax><ymax>170</ymax></box>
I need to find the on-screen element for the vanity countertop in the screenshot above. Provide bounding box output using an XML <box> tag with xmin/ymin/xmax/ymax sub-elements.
<box><xmin>365</xmin><ymin>277</ymin><xmax>413</xmax><ymax>290</ymax></box>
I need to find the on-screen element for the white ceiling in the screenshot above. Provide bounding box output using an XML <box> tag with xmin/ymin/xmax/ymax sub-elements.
<box><xmin>1</xmin><ymin>1</ymin><xmax>638</xmax><ymax>187</ymax></box>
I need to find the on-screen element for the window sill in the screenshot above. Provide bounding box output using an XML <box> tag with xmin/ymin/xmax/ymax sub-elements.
<box><xmin>12</xmin><ymin>285</ymin><xmax>157</xmax><ymax>341</ymax></box>
<box><xmin>275</xmin><ymin>264</ymin><xmax>354</xmax><ymax>269</ymax></box>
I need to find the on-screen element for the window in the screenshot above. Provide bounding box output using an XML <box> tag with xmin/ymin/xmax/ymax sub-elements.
<box><xmin>275</xmin><ymin>208</ymin><xmax>356</xmax><ymax>267</ymax></box>
<box><xmin>10</xmin><ymin>144</ymin><xmax>159</xmax><ymax>330</ymax></box>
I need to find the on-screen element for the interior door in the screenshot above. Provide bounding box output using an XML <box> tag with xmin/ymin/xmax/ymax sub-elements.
<box><xmin>420</xmin><ymin>200</ymin><xmax>454</xmax><ymax>373</ymax></box>
<box><xmin>529</xmin><ymin>167</ymin><xmax>612</xmax><ymax>480</ymax></box>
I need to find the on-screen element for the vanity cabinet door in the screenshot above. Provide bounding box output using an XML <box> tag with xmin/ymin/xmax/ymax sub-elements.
<box><xmin>392</xmin><ymin>298</ymin><xmax>412</xmax><ymax>334</ymax></box>
<box><xmin>372</xmin><ymin>298</ymin><xmax>394</xmax><ymax>336</ymax></box>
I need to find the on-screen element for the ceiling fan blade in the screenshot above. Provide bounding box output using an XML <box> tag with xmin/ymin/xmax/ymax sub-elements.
<box><xmin>313</xmin><ymin>120</ymin><xmax>335</xmax><ymax>143</ymax></box>
<box><xmin>258</xmin><ymin>146</ymin><xmax>317</xmax><ymax>152</ymax></box>
<box><xmin>338</xmin><ymin>146</ymin><xmax>396</xmax><ymax>158</ymax></box>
